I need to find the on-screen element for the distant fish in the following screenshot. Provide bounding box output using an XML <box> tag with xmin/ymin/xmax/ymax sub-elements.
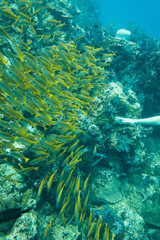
<box><xmin>0</xmin><ymin>207</ymin><xmax>30</xmax><ymax>223</ymax></box>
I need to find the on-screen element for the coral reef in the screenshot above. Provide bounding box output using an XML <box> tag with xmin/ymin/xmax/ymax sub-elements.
<box><xmin>0</xmin><ymin>0</ymin><xmax>114</xmax><ymax>239</ymax></box>
<box><xmin>0</xmin><ymin>0</ymin><xmax>160</xmax><ymax>240</ymax></box>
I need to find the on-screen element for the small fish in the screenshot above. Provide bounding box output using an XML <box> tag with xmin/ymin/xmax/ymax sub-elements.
<box><xmin>56</xmin><ymin>184</ymin><xmax>65</xmax><ymax>208</ymax></box>
<box><xmin>104</xmin><ymin>223</ymin><xmax>109</xmax><ymax>240</ymax></box>
<box><xmin>0</xmin><ymin>80</ymin><xmax>15</xmax><ymax>99</ymax></box>
<box><xmin>59</xmin><ymin>200</ymin><xmax>68</xmax><ymax>215</ymax></box>
<box><xmin>75</xmin><ymin>145</ymin><xmax>84</xmax><ymax>154</ymax></box>
<box><xmin>0</xmin><ymin>119</ymin><xmax>10</xmax><ymax>129</ymax></box>
<box><xmin>83</xmin><ymin>174</ymin><xmax>91</xmax><ymax>192</ymax></box>
<box><xmin>91</xmin><ymin>158</ymin><xmax>102</xmax><ymax>167</ymax></box>
<box><xmin>20</xmin><ymin>117</ymin><xmax>36</xmax><ymax>128</ymax></box>
<box><xmin>93</xmin><ymin>144</ymin><xmax>97</xmax><ymax>156</ymax></box>
<box><xmin>94</xmin><ymin>219</ymin><xmax>102</xmax><ymax>240</ymax></box>
<box><xmin>87</xmin><ymin>218</ymin><xmax>96</xmax><ymax>237</ymax></box>
<box><xmin>59</xmin><ymin>170</ymin><xmax>65</xmax><ymax>183</ymax></box>
<box><xmin>61</xmin><ymin>213</ymin><xmax>66</xmax><ymax>226</ymax></box>
<box><xmin>38</xmin><ymin>176</ymin><xmax>48</xmax><ymax>197</ymax></box>
<box><xmin>2</xmin><ymin>105</ymin><xmax>22</xmax><ymax>120</ymax></box>
<box><xmin>0</xmin><ymin>130</ymin><xmax>17</xmax><ymax>142</ymax></box>
<box><xmin>24</xmin><ymin>52</ymin><xmax>38</xmax><ymax>62</ymax></box>
<box><xmin>23</xmin><ymin>188</ymin><xmax>33</xmax><ymax>206</ymax></box>
<box><xmin>0</xmin><ymin>207</ymin><xmax>30</xmax><ymax>223</ymax></box>
<box><xmin>9</xmin><ymin>40</ymin><xmax>25</xmax><ymax>62</ymax></box>
<box><xmin>65</xmin><ymin>166</ymin><xmax>75</xmax><ymax>186</ymax></box>
<box><xmin>74</xmin><ymin>200</ymin><xmax>79</xmax><ymax>224</ymax></box>
<box><xmin>55</xmin><ymin>121</ymin><xmax>76</xmax><ymax>132</ymax></box>
<box><xmin>74</xmin><ymin>175</ymin><xmax>81</xmax><ymax>196</ymax></box>
<box><xmin>29</xmin><ymin>24</ymin><xmax>36</xmax><ymax>34</ymax></box>
<box><xmin>18</xmin><ymin>11</ymin><xmax>31</xmax><ymax>21</ymax></box>
<box><xmin>0</xmin><ymin>52</ymin><xmax>8</xmax><ymax>65</ymax></box>
<box><xmin>16</xmin><ymin>136</ymin><xmax>39</xmax><ymax>146</ymax></box>
<box><xmin>47</xmin><ymin>170</ymin><xmax>57</xmax><ymax>191</ymax></box>
<box><xmin>42</xmin><ymin>12</ymin><xmax>50</xmax><ymax>20</ymax></box>
<box><xmin>43</xmin><ymin>215</ymin><xmax>53</xmax><ymax>239</ymax></box>
<box><xmin>1</xmin><ymin>141</ymin><xmax>17</xmax><ymax>151</ymax></box>
<box><xmin>30</xmin><ymin>156</ymin><xmax>48</xmax><ymax>164</ymax></box>
<box><xmin>11</xmin><ymin>87</ymin><xmax>26</xmax><ymax>103</ymax></box>
<box><xmin>88</xmin><ymin>210</ymin><xmax>92</xmax><ymax>228</ymax></box>
<box><xmin>83</xmin><ymin>190</ymin><xmax>90</xmax><ymax>211</ymax></box>
<box><xmin>19</xmin><ymin>19</ymin><xmax>34</xmax><ymax>26</ymax></box>
<box><xmin>58</xmin><ymin>71</ymin><xmax>72</xmax><ymax>82</ymax></box>
<box><xmin>1</xmin><ymin>173</ymin><xmax>16</xmax><ymax>183</ymax></box>
<box><xmin>53</xmin><ymin>23</ymin><xmax>66</xmax><ymax>31</ymax></box>
<box><xmin>58</xmin><ymin>134</ymin><xmax>77</xmax><ymax>141</ymax></box>
<box><xmin>21</xmin><ymin>102</ymin><xmax>40</xmax><ymax>118</ymax></box>
<box><xmin>65</xmin><ymin>158</ymin><xmax>82</xmax><ymax>172</ymax></box>
<box><xmin>0</xmin><ymin>7</ymin><xmax>18</xmax><ymax>19</ymax></box>
<box><xmin>0</xmin><ymin>167</ymin><xmax>5</xmax><ymax>173</ymax></box>
<box><xmin>8</xmin><ymin>120</ymin><xmax>27</xmax><ymax>136</ymax></box>
<box><xmin>78</xmin><ymin>209</ymin><xmax>86</xmax><ymax>231</ymax></box>
<box><xmin>38</xmin><ymin>110</ymin><xmax>54</xmax><ymax>125</ymax></box>
<box><xmin>31</xmin><ymin>8</ymin><xmax>41</xmax><ymax>16</ymax></box>
<box><xmin>77</xmin><ymin>190</ymin><xmax>81</xmax><ymax>214</ymax></box>
<box><xmin>19</xmin><ymin>1</ymin><xmax>32</xmax><ymax>12</ymax></box>
<box><xmin>45</xmin><ymin>19</ymin><xmax>61</xmax><ymax>25</ymax></box>
<box><xmin>103</xmin><ymin>53</ymin><xmax>116</xmax><ymax>58</ymax></box>
<box><xmin>55</xmin><ymin>75</ymin><xmax>69</xmax><ymax>89</ymax></box>
<box><xmin>92</xmin><ymin>47</ymin><xmax>103</xmax><ymax>54</ymax></box>
<box><xmin>45</xmin><ymin>158</ymin><xmax>56</xmax><ymax>165</ymax></box>
<box><xmin>66</xmin><ymin>176</ymin><xmax>75</xmax><ymax>194</ymax></box>
<box><xmin>111</xmin><ymin>233</ymin><xmax>116</xmax><ymax>240</ymax></box>
<box><xmin>4</xmin><ymin>95</ymin><xmax>21</xmax><ymax>109</ymax></box>
<box><xmin>18</xmin><ymin>166</ymin><xmax>39</xmax><ymax>174</ymax></box>
<box><xmin>56</xmin><ymin>179</ymin><xmax>65</xmax><ymax>195</ymax></box>
<box><xmin>75</xmin><ymin>32</ymin><xmax>84</xmax><ymax>41</ymax></box>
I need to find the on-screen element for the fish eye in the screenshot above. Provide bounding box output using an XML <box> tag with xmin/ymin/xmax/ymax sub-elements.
<box><xmin>5</xmin><ymin>95</ymin><xmax>11</xmax><ymax>99</ymax></box>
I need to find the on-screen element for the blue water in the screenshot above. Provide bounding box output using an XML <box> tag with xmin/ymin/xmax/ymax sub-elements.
<box><xmin>97</xmin><ymin>0</ymin><xmax>160</xmax><ymax>40</ymax></box>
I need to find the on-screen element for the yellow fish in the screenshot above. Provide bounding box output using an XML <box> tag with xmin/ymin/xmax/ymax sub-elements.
<box><xmin>47</xmin><ymin>170</ymin><xmax>57</xmax><ymax>191</ymax></box>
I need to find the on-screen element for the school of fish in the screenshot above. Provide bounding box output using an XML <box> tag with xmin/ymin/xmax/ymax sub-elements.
<box><xmin>0</xmin><ymin>0</ymin><xmax>116</xmax><ymax>239</ymax></box>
